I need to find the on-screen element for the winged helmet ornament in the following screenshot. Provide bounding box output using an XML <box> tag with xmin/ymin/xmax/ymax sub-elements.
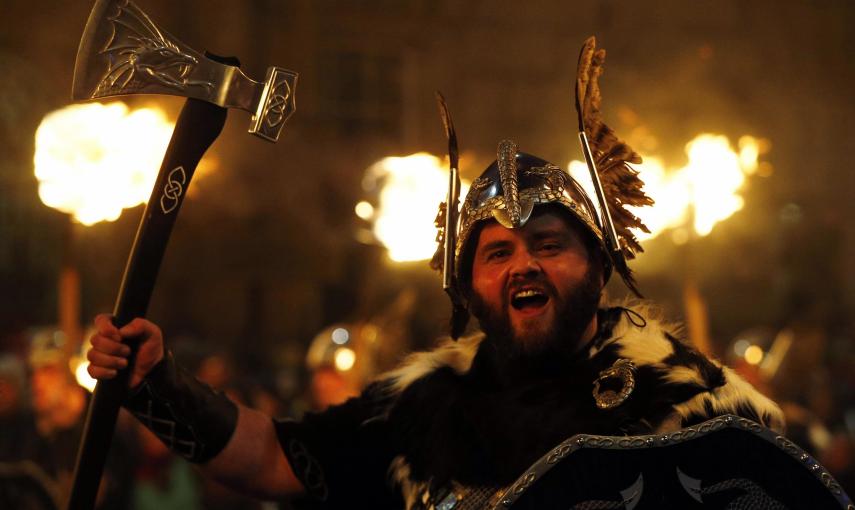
<box><xmin>576</xmin><ymin>36</ymin><xmax>653</xmax><ymax>295</ymax></box>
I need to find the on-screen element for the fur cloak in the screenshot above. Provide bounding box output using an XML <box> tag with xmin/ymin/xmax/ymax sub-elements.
<box><xmin>379</xmin><ymin>305</ymin><xmax>784</xmax><ymax>509</ymax></box>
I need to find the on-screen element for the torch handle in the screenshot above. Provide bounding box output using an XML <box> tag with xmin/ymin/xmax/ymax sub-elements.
<box><xmin>66</xmin><ymin>97</ymin><xmax>227</xmax><ymax>510</ymax></box>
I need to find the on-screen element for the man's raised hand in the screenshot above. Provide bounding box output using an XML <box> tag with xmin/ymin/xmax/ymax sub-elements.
<box><xmin>87</xmin><ymin>314</ymin><xmax>165</xmax><ymax>389</ymax></box>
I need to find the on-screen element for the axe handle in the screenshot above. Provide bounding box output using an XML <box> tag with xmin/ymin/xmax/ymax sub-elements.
<box><xmin>66</xmin><ymin>98</ymin><xmax>227</xmax><ymax>510</ymax></box>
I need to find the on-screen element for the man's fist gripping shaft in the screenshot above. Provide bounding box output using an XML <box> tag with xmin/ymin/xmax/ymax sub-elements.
<box><xmin>85</xmin><ymin>315</ymin><xmax>304</xmax><ymax>499</ymax></box>
<box><xmin>87</xmin><ymin>314</ymin><xmax>164</xmax><ymax>389</ymax></box>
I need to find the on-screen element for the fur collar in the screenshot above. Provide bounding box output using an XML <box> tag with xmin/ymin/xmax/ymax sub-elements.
<box><xmin>384</xmin><ymin>304</ymin><xmax>783</xmax><ymax>432</ymax></box>
<box><xmin>382</xmin><ymin>305</ymin><xmax>784</xmax><ymax>507</ymax></box>
<box><xmin>595</xmin><ymin>305</ymin><xmax>784</xmax><ymax>432</ymax></box>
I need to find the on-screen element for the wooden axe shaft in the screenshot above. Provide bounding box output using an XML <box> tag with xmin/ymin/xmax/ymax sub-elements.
<box><xmin>66</xmin><ymin>97</ymin><xmax>227</xmax><ymax>510</ymax></box>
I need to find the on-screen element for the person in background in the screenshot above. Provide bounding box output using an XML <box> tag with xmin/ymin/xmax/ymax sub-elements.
<box><xmin>28</xmin><ymin>331</ymin><xmax>87</xmax><ymax>501</ymax></box>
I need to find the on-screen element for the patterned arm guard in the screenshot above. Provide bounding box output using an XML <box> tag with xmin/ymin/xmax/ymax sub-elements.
<box><xmin>124</xmin><ymin>351</ymin><xmax>238</xmax><ymax>463</ymax></box>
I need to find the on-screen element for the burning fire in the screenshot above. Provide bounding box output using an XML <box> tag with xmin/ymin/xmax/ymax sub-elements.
<box><xmin>570</xmin><ymin>133</ymin><xmax>765</xmax><ymax>241</ymax></box>
<box><xmin>360</xmin><ymin>153</ymin><xmax>470</xmax><ymax>262</ymax></box>
<box><xmin>362</xmin><ymin>134</ymin><xmax>763</xmax><ymax>260</ymax></box>
<box><xmin>34</xmin><ymin>102</ymin><xmax>175</xmax><ymax>225</ymax></box>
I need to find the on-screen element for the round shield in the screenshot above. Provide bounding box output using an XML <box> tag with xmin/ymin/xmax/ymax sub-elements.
<box><xmin>493</xmin><ymin>415</ymin><xmax>852</xmax><ymax>510</ymax></box>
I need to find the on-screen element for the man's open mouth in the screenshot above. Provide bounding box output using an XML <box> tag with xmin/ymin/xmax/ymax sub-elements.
<box><xmin>510</xmin><ymin>289</ymin><xmax>550</xmax><ymax>311</ymax></box>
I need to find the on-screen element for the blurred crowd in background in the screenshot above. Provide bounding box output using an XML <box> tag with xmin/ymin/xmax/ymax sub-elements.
<box><xmin>0</xmin><ymin>291</ymin><xmax>420</xmax><ymax>509</ymax></box>
<box><xmin>1</xmin><ymin>290</ymin><xmax>853</xmax><ymax>509</ymax></box>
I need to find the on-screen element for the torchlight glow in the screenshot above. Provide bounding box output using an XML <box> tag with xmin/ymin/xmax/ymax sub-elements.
<box><xmin>355</xmin><ymin>201</ymin><xmax>375</xmax><ymax>220</ymax></box>
<box><xmin>34</xmin><ymin>102</ymin><xmax>175</xmax><ymax>225</ymax></box>
<box><xmin>744</xmin><ymin>345</ymin><xmax>764</xmax><ymax>366</ymax></box>
<box><xmin>569</xmin><ymin>134</ymin><xmax>764</xmax><ymax>240</ymax></box>
<box><xmin>363</xmin><ymin>153</ymin><xmax>470</xmax><ymax>262</ymax></box>
<box><xmin>733</xmin><ymin>339</ymin><xmax>751</xmax><ymax>357</ymax></box>
<box><xmin>331</xmin><ymin>327</ymin><xmax>350</xmax><ymax>345</ymax></box>
<box><xmin>684</xmin><ymin>135</ymin><xmax>746</xmax><ymax>236</ymax></box>
<box><xmin>72</xmin><ymin>356</ymin><xmax>97</xmax><ymax>393</ymax></box>
<box><xmin>334</xmin><ymin>347</ymin><xmax>356</xmax><ymax>371</ymax></box>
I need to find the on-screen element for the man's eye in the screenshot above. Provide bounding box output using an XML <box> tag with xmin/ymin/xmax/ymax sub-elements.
<box><xmin>487</xmin><ymin>250</ymin><xmax>509</xmax><ymax>261</ymax></box>
<box><xmin>539</xmin><ymin>243</ymin><xmax>561</xmax><ymax>253</ymax></box>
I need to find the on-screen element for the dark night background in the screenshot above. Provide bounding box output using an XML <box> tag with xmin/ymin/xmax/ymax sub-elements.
<box><xmin>1</xmin><ymin>0</ymin><xmax>854</xmax><ymax>502</ymax></box>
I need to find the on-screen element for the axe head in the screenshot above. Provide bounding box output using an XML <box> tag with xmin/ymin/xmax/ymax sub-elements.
<box><xmin>73</xmin><ymin>0</ymin><xmax>297</xmax><ymax>142</ymax></box>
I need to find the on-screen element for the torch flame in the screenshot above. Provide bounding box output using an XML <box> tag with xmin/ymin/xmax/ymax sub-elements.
<box><xmin>367</xmin><ymin>134</ymin><xmax>761</xmax><ymax>261</ymax></box>
<box><xmin>362</xmin><ymin>153</ymin><xmax>470</xmax><ymax>262</ymax></box>
<box><xmin>683</xmin><ymin>134</ymin><xmax>748</xmax><ymax>236</ymax></box>
<box><xmin>570</xmin><ymin>133</ymin><xmax>765</xmax><ymax>241</ymax></box>
<box><xmin>34</xmin><ymin>102</ymin><xmax>175</xmax><ymax>225</ymax></box>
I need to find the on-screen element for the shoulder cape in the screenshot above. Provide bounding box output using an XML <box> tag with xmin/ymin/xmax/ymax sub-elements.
<box><xmin>380</xmin><ymin>305</ymin><xmax>784</xmax><ymax>508</ymax></box>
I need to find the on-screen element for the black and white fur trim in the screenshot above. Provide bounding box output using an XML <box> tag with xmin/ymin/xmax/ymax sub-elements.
<box><xmin>383</xmin><ymin>304</ymin><xmax>785</xmax><ymax>508</ymax></box>
<box><xmin>384</xmin><ymin>333</ymin><xmax>483</xmax><ymax>394</ymax></box>
<box><xmin>593</xmin><ymin>304</ymin><xmax>785</xmax><ymax>433</ymax></box>
<box><xmin>385</xmin><ymin>304</ymin><xmax>783</xmax><ymax>433</ymax></box>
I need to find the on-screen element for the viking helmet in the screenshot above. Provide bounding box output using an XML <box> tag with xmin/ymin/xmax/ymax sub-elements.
<box><xmin>431</xmin><ymin>37</ymin><xmax>653</xmax><ymax>338</ymax></box>
<box><xmin>452</xmin><ymin>144</ymin><xmax>608</xmax><ymax>281</ymax></box>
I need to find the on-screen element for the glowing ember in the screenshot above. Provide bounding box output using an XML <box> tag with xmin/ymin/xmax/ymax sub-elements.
<box><xmin>569</xmin><ymin>133</ymin><xmax>764</xmax><ymax>241</ymax></box>
<box><xmin>363</xmin><ymin>153</ymin><xmax>470</xmax><ymax>262</ymax></box>
<box><xmin>34</xmin><ymin>102</ymin><xmax>174</xmax><ymax>226</ymax></box>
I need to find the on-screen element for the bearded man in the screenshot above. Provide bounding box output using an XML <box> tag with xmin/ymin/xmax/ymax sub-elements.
<box><xmin>86</xmin><ymin>38</ymin><xmax>847</xmax><ymax>509</ymax></box>
<box><xmin>86</xmin><ymin>146</ymin><xmax>785</xmax><ymax>509</ymax></box>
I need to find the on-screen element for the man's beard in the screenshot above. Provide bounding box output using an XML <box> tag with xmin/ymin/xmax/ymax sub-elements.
<box><xmin>469</xmin><ymin>266</ymin><xmax>602</xmax><ymax>372</ymax></box>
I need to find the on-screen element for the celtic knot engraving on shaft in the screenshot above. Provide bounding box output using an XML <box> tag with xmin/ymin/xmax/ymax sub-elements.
<box><xmin>160</xmin><ymin>166</ymin><xmax>186</xmax><ymax>214</ymax></box>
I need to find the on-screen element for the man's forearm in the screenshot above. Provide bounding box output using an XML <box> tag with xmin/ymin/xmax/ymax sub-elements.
<box><xmin>202</xmin><ymin>404</ymin><xmax>306</xmax><ymax>499</ymax></box>
<box><xmin>124</xmin><ymin>352</ymin><xmax>305</xmax><ymax>499</ymax></box>
<box><xmin>124</xmin><ymin>351</ymin><xmax>238</xmax><ymax>463</ymax></box>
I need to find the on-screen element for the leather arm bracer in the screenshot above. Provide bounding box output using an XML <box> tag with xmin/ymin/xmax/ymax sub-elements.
<box><xmin>124</xmin><ymin>351</ymin><xmax>238</xmax><ymax>463</ymax></box>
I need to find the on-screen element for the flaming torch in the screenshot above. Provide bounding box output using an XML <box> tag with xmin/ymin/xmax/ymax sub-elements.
<box><xmin>570</xmin><ymin>133</ymin><xmax>766</xmax><ymax>241</ymax></box>
<box><xmin>33</xmin><ymin>101</ymin><xmax>175</xmax><ymax>383</ymax></box>
<box><xmin>358</xmin><ymin>153</ymin><xmax>470</xmax><ymax>262</ymax></box>
<box><xmin>571</xmin><ymin>133</ymin><xmax>768</xmax><ymax>354</ymax></box>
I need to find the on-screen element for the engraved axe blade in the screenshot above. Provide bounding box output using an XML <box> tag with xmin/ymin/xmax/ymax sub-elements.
<box><xmin>72</xmin><ymin>0</ymin><xmax>297</xmax><ymax>142</ymax></box>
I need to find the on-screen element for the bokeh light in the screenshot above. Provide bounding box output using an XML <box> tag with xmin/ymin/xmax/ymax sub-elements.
<box><xmin>355</xmin><ymin>201</ymin><xmax>375</xmax><ymax>220</ymax></box>
<box><xmin>744</xmin><ymin>345</ymin><xmax>764</xmax><ymax>366</ymax></box>
<box><xmin>331</xmin><ymin>327</ymin><xmax>350</xmax><ymax>345</ymax></box>
<box><xmin>334</xmin><ymin>347</ymin><xmax>356</xmax><ymax>371</ymax></box>
<box><xmin>72</xmin><ymin>356</ymin><xmax>97</xmax><ymax>393</ymax></box>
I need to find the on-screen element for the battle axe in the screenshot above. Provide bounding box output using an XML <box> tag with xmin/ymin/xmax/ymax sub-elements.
<box><xmin>67</xmin><ymin>1</ymin><xmax>297</xmax><ymax>508</ymax></box>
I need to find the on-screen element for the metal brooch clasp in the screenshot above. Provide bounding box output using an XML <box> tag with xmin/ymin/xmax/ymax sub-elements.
<box><xmin>593</xmin><ymin>358</ymin><xmax>637</xmax><ymax>410</ymax></box>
